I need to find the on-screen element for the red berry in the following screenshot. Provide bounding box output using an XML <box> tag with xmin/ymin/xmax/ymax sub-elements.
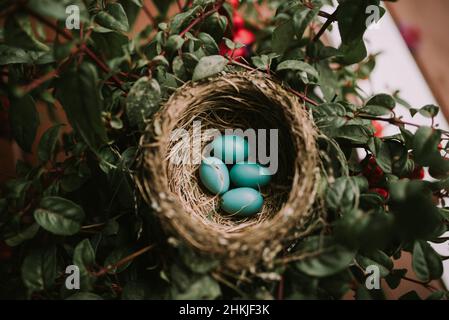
<box><xmin>233</xmin><ymin>28</ymin><xmax>255</xmax><ymax>45</ymax></box>
<box><xmin>228</xmin><ymin>0</ymin><xmax>239</xmax><ymax>9</ymax></box>
<box><xmin>362</xmin><ymin>156</ymin><xmax>384</xmax><ymax>186</ymax></box>
<box><xmin>372</xmin><ymin>120</ymin><xmax>383</xmax><ymax>138</ymax></box>
<box><xmin>0</xmin><ymin>241</ymin><xmax>13</xmax><ymax>261</ymax></box>
<box><xmin>370</xmin><ymin>188</ymin><xmax>389</xmax><ymax>200</ymax></box>
<box><xmin>233</xmin><ymin>13</ymin><xmax>244</xmax><ymax>30</ymax></box>
<box><xmin>410</xmin><ymin>166</ymin><xmax>425</xmax><ymax>180</ymax></box>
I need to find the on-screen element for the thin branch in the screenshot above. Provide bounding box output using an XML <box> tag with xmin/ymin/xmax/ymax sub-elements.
<box><xmin>25</xmin><ymin>7</ymin><xmax>124</xmax><ymax>89</ymax></box>
<box><xmin>179</xmin><ymin>0</ymin><xmax>225</xmax><ymax>37</ymax></box>
<box><xmin>313</xmin><ymin>11</ymin><xmax>337</xmax><ymax>42</ymax></box>
<box><xmin>401</xmin><ymin>276</ymin><xmax>438</xmax><ymax>292</ymax></box>
<box><xmin>19</xmin><ymin>69</ymin><xmax>60</xmax><ymax>95</ymax></box>
<box><xmin>142</xmin><ymin>2</ymin><xmax>157</xmax><ymax>27</ymax></box>
<box><xmin>92</xmin><ymin>244</ymin><xmax>156</xmax><ymax>277</ymax></box>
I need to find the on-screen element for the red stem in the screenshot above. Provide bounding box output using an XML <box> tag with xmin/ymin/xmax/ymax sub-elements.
<box><xmin>179</xmin><ymin>0</ymin><xmax>225</xmax><ymax>37</ymax></box>
<box><xmin>25</xmin><ymin>7</ymin><xmax>124</xmax><ymax>89</ymax></box>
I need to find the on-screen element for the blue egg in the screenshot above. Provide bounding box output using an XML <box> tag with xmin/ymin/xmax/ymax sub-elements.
<box><xmin>220</xmin><ymin>187</ymin><xmax>264</xmax><ymax>217</ymax></box>
<box><xmin>199</xmin><ymin>157</ymin><xmax>230</xmax><ymax>195</ymax></box>
<box><xmin>210</xmin><ymin>135</ymin><xmax>249</xmax><ymax>164</ymax></box>
<box><xmin>230</xmin><ymin>162</ymin><xmax>272</xmax><ymax>188</ymax></box>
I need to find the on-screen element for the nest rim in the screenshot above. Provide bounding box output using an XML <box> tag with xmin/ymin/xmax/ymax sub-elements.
<box><xmin>137</xmin><ymin>71</ymin><xmax>321</xmax><ymax>270</ymax></box>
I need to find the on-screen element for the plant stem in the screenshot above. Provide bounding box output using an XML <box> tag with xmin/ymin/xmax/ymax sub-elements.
<box><xmin>313</xmin><ymin>11</ymin><xmax>337</xmax><ymax>42</ymax></box>
<box><xmin>179</xmin><ymin>0</ymin><xmax>225</xmax><ymax>37</ymax></box>
<box><xmin>25</xmin><ymin>7</ymin><xmax>124</xmax><ymax>88</ymax></box>
<box><xmin>92</xmin><ymin>244</ymin><xmax>156</xmax><ymax>277</ymax></box>
<box><xmin>142</xmin><ymin>2</ymin><xmax>157</xmax><ymax>27</ymax></box>
<box><xmin>401</xmin><ymin>275</ymin><xmax>438</xmax><ymax>292</ymax></box>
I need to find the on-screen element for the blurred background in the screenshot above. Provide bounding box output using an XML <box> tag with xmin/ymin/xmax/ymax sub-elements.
<box><xmin>1</xmin><ymin>0</ymin><xmax>449</xmax><ymax>299</ymax></box>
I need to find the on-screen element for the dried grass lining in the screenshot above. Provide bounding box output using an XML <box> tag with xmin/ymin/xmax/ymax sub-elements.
<box><xmin>137</xmin><ymin>71</ymin><xmax>321</xmax><ymax>270</ymax></box>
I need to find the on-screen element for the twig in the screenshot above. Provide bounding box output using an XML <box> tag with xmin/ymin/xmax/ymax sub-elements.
<box><xmin>313</xmin><ymin>11</ymin><xmax>337</xmax><ymax>42</ymax></box>
<box><xmin>179</xmin><ymin>0</ymin><xmax>225</xmax><ymax>37</ymax></box>
<box><xmin>92</xmin><ymin>244</ymin><xmax>156</xmax><ymax>277</ymax></box>
<box><xmin>401</xmin><ymin>275</ymin><xmax>438</xmax><ymax>292</ymax></box>
<box><xmin>142</xmin><ymin>2</ymin><xmax>157</xmax><ymax>27</ymax></box>
<box><xmin>25</xmin><ymin>7</ymin><xmax>124</xmax><ymax>89</ymax></box>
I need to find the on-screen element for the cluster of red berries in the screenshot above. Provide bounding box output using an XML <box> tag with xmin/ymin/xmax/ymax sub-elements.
<box><xmin>219</xmin><ymin>0</ymin><xmax>255</xmax><ymax>60</ymax></box>
<box><xmin>361</xmin><ymin>155</ymin><xmax>425</xmax><ymax>201</ymax></box>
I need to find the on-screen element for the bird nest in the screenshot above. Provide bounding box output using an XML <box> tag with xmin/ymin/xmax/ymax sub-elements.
<box><xmin>137</xmin><ymin>71</ymin><xmax>322</xmax><ymax>271</ymax></box>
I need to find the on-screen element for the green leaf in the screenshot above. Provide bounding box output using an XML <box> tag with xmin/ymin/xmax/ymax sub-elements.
<box><xmin>314</xmin><ymin>103</ymin><xmax>347</xmax><ymax>131</ymax></box>
<box><xmin>9</xmin><ymin>95</ymin><xmax>40</xmax><ymax>152</ymax></box>
<box><xmin>385</xmin><ymin>269</ymin><xmax>407</xmax><ymax>289</ymax></box>
<box><xmin>293</xmin><ymin>5</ymin><xmax>319</xmax><ymax>39</ymax></box>
<box><xmin>73</xmin><ymin>239</ymin><xmax>96</xmax><ymax>291</ymax></box>
<box><xmin>419</xmin><ymin>104</ymin><xmax>439</xmax><ymax>118</ymax></box>
<box><xmin>198</xmin><ymin>32</ymin><xmax>219</xmax><ymax>55</ymax></box>
<box><xmin>368</xmin><ymin>138</ymin><xmax>392</xmax><ymax>174</ymax></box>
<box><xmin>192</xmin><ymin>55</ymin><xmax>228</xmax><ymax>81</ymax></box>
<box><xmin>366</xmin><ymin>94</ymin><xmax>396</xmax><ymax>110</ymax></box>
<box><xmin>21</xmin><ymin>247</ymin><xmax>57</xmax><ymax>293</ymax></box>
<box><xmin>38</xmin><ymin>124</ymin><xmax>63</xmax><ymax>163</ymax></box>
<box><xmin>56</xmin><ymin>63</ymin><xmax>107</xmax><ymax>149</ymax></box>
<box><xmin>272</xmin><ymin>20</ymin><xmax>294</xmax><ymax>54</ymax></box>
<box><xmin>413</xmin><ymin>127</ymin><xmax>441</xmax><ymax>166</ymax></box>
<box><xmin>0</xmin><ymin>45</ymin><xmax>36</xmax><ymax>65</ymax></box>
<box><xmin>412</xmin><ymin>240</ymin><xmax>443</xmax><ymax>282</ymax></box>
<box><xmin>126</xmin><ymin>77</ymin><xmax>161</xmax><ymax>129</ymax></box>
<box><xmin>399</xmin><ymin>291</ymin><xmax>422</xmax><ymax>300</ymax></box>
<box><xmin>295</xmin><ymin>236</ymin><xmax>355</xmax><ymax>277</ymax></box>
<box><xmin>333</xmin><ymin>125</ymin><xmax>371</xmax><ymax>144</ymax></box>
<box><xmin>166</xmin><ymin>35</ymin><xmax>185</xmax><ymax>53</ymax></box>
<box><xmin>171</xmin><ymin>271</ymin><xmax>221</xmax><ymax>300</ymax></box>
<box><xmin>5</xmin><ymin>223</ymin><xmax>40</xmax><ymax>247</ymax></box>
<box><xmin>325</xmin><ymin>176</ymin><xmax>360</xmax><ymax>211</ymax></box>
<box><xmin>34</xmin><ymin>196</ymin><xmax>85</xmax><ymax>236</ymax></box>
<box><xmin>356</xmin><ymin>250</ymin><xmax>393</xmax><ymax>277</ymax></box>
<box><xmin>277</xmin><ymin>60</ymin><xmax>319</xmax><ymax>79</ymax></box>
<box><xmin>338</xmin><ymin>39</ymin><xmax>367</xmax><ymax>65</ymax></box>
<box><xmin>95</xmin><ymin>3</ymin><xmax>129</xmax><ymax>33</ymax></box>
<box><xmin>5</xmin><ymin>14</ymin><xmax>49</xmax><ymax>52</ymax></box>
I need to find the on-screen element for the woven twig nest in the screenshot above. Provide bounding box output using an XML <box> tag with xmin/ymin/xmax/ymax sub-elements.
<box><xmin>137</xmin><ymin>71</ymin><xmax>321</xmax><ymax>270</ymax></box>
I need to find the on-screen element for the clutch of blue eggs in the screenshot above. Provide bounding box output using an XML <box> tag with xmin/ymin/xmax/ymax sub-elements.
<box><xmin>199</xmin><ymin>134</ymin><xmax>272</xmax><ymax>217</ymax></box>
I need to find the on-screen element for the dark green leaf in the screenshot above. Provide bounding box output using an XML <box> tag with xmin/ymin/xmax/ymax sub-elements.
<box><xmin>38</xmin><ymin>124</ymin><xmax>63</xmax><ymax>163</ymax></box>
<box><xmin>295</xmin><ymin>236</ymin><xmax>355</xmax><ymax>277</ymax></box>
<box><xmin>277</xmin><ymin>60</ymin><xmax>319</xmax><ymax>79</ymax></box>
<box><xmin>5</xmin><ymin>223</ymin><xmax>40</xmax><ymax>247</ymax></box>
<box><xmin>412</xmin><ymin>240</ymin><xmax>443</xmax><ymax>282</ymax></box>
<box><xmin>34</xmin><ymin>196</ymin><xmax>85</xmax><ymax>236</ymax></box>
<box><xmin>96</xmin><ymin>3</ymin><xmax>129</xmax><ymax>33</ymax></box>
<box><xmin>9</xmin><ymin>95</ymin><xmax>39</xmax><ymax>152</ymax></box>
<box><xmin>5</xmin><ymin>14</ymin><xmax>49</xmax><ymax>51</ymax></box>
<box><xmin>356</xmin><ymin>250</ymin><xmax>393</xmax><ymax>277</ymax></box>
<box><xmin>272</xmin><ymin>20</ymin><xmax>294</xmax><ymax>54</ymax></box>
<box><xmin>56</xmin><ymin>63</ymin><xmax>107</xmax><ymax>149</ymax></box>
<box><xmin>73</xmin><ymin>239</ymin><xmax>96</xmax><ymax>291</ymax></box>
<box><xmin>21</xmin><ymin>247</ymin><xmax>57</xmax><ymax>293</ymax></box>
